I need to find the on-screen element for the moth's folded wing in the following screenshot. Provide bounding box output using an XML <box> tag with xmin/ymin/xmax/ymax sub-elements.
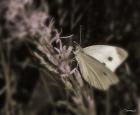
<box><xmin>78</xmin><ymin>52</ymin><xmax>119</xmax><ymax>90</ymax></box>
<box><xmin>76</xmin><ymin>52</ymin><xmax>101</xmax><ymax>89</ymax></box>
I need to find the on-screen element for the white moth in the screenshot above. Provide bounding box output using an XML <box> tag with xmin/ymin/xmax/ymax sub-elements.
<box><xmin>74</xmin><ymin>45</ymin><xmax>128</xmax><ymax>90</ymax></box>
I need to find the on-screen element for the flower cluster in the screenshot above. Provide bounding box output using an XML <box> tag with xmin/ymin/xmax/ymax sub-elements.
<box><xmin>4</xmin><ymin>0</ymin><xmax>47</xmax><ymax>40</ymax></box>
<box><xmin>34</xmin><ymin>26</ymin><xmax>73</xmax><ymax>77</ymax></box>
<box><xmin>2</xmin><ymin>0</ymin><xmax>83</xmax><ymax>84</ymax></box>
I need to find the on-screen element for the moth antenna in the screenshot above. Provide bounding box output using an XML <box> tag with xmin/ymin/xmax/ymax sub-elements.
<box><xmin>80</xmin><ymin>25</ymin><xmax>82</xmax><ymax>46</ymax></box>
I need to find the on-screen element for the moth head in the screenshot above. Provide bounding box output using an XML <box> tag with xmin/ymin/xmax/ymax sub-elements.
<box><xmin>74</xmin><ymin>45</ymin><xmax>83</xmax><ymax>55</ymax></box>
<box><xmin>72</xmin><ymin>41</ymin><xmax>83</xmax><ymax>55</ymax></box>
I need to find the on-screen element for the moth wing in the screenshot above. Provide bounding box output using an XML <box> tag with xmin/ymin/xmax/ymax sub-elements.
<box><xmin>83</xmin><ymin>45</ymin><xmax>128</xmax><ymax>72</ymax></box>
<box><xmin>76</xmin><ymin>51</ymin><xmax>119</xmax><ymax>90</ymax></box>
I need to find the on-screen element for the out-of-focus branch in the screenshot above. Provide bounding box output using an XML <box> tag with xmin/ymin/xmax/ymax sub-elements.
<box><xmin>0</xmin><ymin>46</ymin><xmax>15</xmax><ymax>115</ymax></box>
<box><xmin>70</xmin><ymin>0</ymin><xmax>92</xmax><ymax>30</ymax></box>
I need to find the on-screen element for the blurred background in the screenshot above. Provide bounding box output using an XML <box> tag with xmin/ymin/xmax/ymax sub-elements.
<box><xmin>0</xmin><ymin>0</ymin><xmax>140</xmax><ymax>115</ymax></box>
